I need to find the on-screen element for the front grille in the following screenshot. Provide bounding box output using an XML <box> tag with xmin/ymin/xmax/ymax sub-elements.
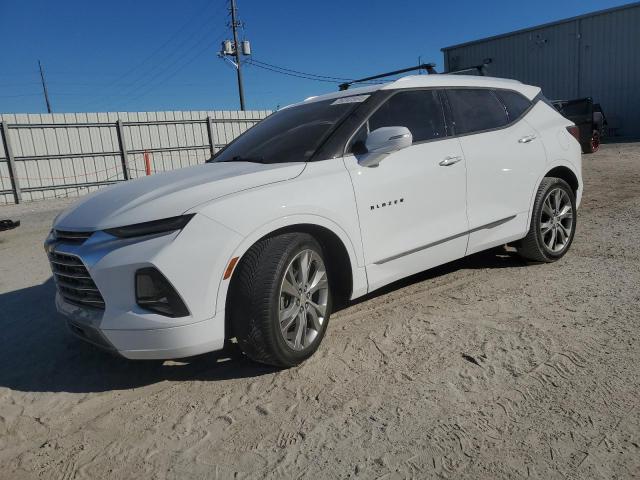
<box><xmin>54</xmin><ymin>230</ymin><xmax>93</xmax><ymax>245</ymax></box>
<box><xmin>48</xmin><ymin>251</ymin><xmax>105</xmax><ymax>309</ymax></box>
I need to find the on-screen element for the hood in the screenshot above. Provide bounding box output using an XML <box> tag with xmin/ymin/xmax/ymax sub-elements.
<box><xmin>54</xmin><ymin>161</ymin><xmax>305</xmax><ymax>231</ymax></box>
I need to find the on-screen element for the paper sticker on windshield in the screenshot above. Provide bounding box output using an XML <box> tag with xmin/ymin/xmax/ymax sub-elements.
<box><xmin>331</xmin><ymin>95</ymin><xmax>370</xmax><ymax>105</ymax></box>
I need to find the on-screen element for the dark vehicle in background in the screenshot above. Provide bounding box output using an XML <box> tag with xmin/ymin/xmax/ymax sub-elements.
<box><xmin>0</xmin><ymin>219</ymin><xmax>20</xmax><ymax>232</ymax></box>
<box><xmin>552</xmin><ymin>97</ymin><xmax>607</xmax><ymax>154</ymax></box>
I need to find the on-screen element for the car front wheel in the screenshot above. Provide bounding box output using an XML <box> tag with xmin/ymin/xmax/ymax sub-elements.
<box><xmin>517</xmin><ymin>177</ymin><xmax>577</xmax><ymax>262</ymax></box>
<box><xmin>229</xmin><ymin>233</ymin><xmax>332</xmax><ymax>367</ymax></box>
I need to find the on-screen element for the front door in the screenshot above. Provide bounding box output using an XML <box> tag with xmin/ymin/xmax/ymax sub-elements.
<box><xmin>343</xmin><ymin>89</ymin><xmax>469</xmax><ymax>291</ymax></box>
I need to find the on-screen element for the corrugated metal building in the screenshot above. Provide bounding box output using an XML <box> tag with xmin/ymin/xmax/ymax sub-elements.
<box><xmin>441</xmin><ymin>2</ymin><xmax>640</xmax><ymax>137</ymax></box>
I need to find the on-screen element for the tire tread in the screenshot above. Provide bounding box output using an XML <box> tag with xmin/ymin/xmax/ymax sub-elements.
<box><xmin>518</xmin><ymin>177</ymin><xmax>576</xmax><ymax>262</ymax></box>
<box><xmin>229</xmin><ymin>233</ymin><xmax>329</xmax><ymax>367</ymax></box>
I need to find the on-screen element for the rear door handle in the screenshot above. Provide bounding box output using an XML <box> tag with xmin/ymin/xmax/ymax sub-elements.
<box><xmin>518</xmin><ymin>134</ymin><xmax>537</xmax><ymax>143</ymax></box>
<box><xmin>439</xmin><ymin>155</ymin><xmax>463</xmax><ymax>166</ymax></box>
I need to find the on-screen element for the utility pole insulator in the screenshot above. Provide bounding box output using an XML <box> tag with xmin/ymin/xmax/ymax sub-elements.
<box><xmin>222</xmin><ymin>40</ymin><xmax>235</xmax><ymax>55</ymax></box>
<box><xmin>241</xmin><ymin>40</ymin><xmax>251</xmax><ymax>56</ymax></box>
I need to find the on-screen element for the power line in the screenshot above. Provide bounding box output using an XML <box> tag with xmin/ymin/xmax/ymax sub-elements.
<box><xmin>83</xmin><ymin>32</ymin><xmax>224</xmax><ymax>110</ymax></box>
<box><xmin>0</xmin><ymin>93</ymin><xmax>42</xmax><ymax>98</ymax></box>
<box><xmin>47</xmin><ymin>80</ymin><xmax>222</xmax><ymax>88</ymax></box>
<box><xmin>0</xmin><ymin>83</ymin><xmax>41</xmax><ymax>89</ymax></box>
<box><xmin>109</xmin><ymin>31</ymin><xmax>227</xmax><ymax>109</ymax></box>
<box><xmin>94</xmin><ymin>0</ymin><xmax>221</xmax><ymax>92</ymax></box>
<box><xmin>247</xmin><ymin>61</ymin><xmax>345</xmax><ymax>83</ymax></box>
<box><xmin>3</xmin><ymin>4</ymin><xmax>230</xmax><ymax>111</ymax></box>
<box><xmin>80</xmin><ymin>3</ymin><xmax>228</xmax><ymax>109</ymax></box>
<box><xmin>249</xmin><ymin>58</ymin><xmax>354</xmax><ymax>82</ymax></box>
<box><xmin>0</xmin><ymin>71</ymin><xmax>40</xmax><ymax>77</ymax></box>
<box><xmin>246</xmin><ymin>59</ymin><xmax>385</xmax><ymax>85</ymax></box>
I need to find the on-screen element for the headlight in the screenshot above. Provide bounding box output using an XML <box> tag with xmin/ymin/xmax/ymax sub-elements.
<box><xmin>104</xmin><ymin>214</ymin><xmax>194</xmax><ymax>239</ymax></box>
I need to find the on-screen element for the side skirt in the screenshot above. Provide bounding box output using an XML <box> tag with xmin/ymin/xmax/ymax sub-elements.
<box><xmin>374</xmin><ymin>215</ymin><xmax>516</xmax><ymax>265</ymax></box>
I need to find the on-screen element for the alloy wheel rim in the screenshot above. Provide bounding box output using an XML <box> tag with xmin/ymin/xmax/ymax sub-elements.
<box><xmin>278</xmin><ymin>249</ymin><xmax>329</xmax><ymax>351</ymax></box>
<box><xmin>540</xmin><ymin>187</ymin><xmax>573</xmax><ymax>253</ymax></box>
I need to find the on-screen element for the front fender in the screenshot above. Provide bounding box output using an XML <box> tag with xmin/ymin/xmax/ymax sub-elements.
<box><xmin>211</xmin><ymin>214</ymin><xmax>368</xmax><ymax>318</ymax></box>
<box><xmin>192</xmin><ymin>158</ymin><xmax>368</xmax><ymax>322</ymax></box>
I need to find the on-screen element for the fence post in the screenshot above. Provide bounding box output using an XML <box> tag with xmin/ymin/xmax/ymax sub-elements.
<box><xmin>1</xmin><ymin>121</ymin><xmax>22</xmax><ymax>204</ymax></box>
<box><xmin>143</xmin><ymin>151</ymin><xmax>152</xmax><ymax>176</ymax></box>
<box><xmin>115</xmin><ymin>120</ymin><xmax>130</xmax><ymax>180</ymax></box>
<box><xmin>206</xmin><ymin>116</ymin><xmax>217</xmax><ymax>157</ymax></box>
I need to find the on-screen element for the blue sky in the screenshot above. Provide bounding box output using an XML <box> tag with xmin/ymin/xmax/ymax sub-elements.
<box><xmin>0</xmin><ymin>0</ymin><xmax>631</xmax><ymax>113</ymax></box>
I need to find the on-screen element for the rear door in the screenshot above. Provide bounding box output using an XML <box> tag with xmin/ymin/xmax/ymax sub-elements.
<box><xmin>445</xmin><ymin>88</ymin><xmax>547</xmax><ymax>254</ymax></box>
<box><xmin>343</xmin><ymin>89</ymin><xmax>468</xmax><ymax>291</ymax></box>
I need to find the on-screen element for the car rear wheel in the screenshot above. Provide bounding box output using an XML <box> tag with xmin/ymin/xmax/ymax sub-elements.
<box><xmin>229</xmin><ymin>233</ymin><xmax>332</xmax><ymax>367</ymax></box>
<box><xmin>517</xmin><ymin>177</ymin><xmax>577</xmax><ymax>262</ymax></box>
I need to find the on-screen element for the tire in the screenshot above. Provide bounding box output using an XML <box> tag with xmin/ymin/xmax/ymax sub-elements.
<box><xmin>517</xmin><ymin>177</ymin><xmax>577</xmax><ymax>263</ymax></box>
<box><xmin>228</xmin><ymin>233</ymin><xmax>333</xmax><ymax>367</ymax></box>
<box><xmin>582</xmin><ymin>130</ymin><xmax>600</xmax><ymax>154</ymax></box>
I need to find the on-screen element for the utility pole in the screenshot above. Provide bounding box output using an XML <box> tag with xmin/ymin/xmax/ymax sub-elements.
<box><xmin>230</xmin><ymin>0</ymin><xmax>245</xmax><ymax>110</ymax></box>
<box><xmin>38</xmin><ymin>60</ymin><xmax>52</xmax><ymax>113</ymax></box>
<box><xmin>219</xmin><ymin>0</ymin><xmax>251</xmax><ymax>110</ymax></box>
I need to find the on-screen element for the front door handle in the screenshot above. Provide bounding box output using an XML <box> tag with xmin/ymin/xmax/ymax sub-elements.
<box><xmin>439</xmin><ymin>155</ymin><xmax>463</xmax><ymax>166</ymax></box>
<box><xmin>518</xmin><ymin>134</ymin><xmax>537</xmax><ymax>143</ymax></box>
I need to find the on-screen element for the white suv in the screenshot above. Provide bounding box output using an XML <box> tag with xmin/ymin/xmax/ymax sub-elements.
<box><xmin>45</xmin><ymin>74</ymin><xmax>582</xmax><ymax>366</ymax></box>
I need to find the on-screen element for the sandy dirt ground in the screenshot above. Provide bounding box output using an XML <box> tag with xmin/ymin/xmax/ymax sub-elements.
<box><xmin>0</xmin><ymin>143</ymin><xmax>639</xmax><ymax>479</ymax></box>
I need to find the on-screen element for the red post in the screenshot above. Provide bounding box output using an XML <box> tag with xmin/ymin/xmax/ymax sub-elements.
<box><xmin>144</xmin><ymin>151</ymin><xmax>152</xmax><ymax>176</ymax></box>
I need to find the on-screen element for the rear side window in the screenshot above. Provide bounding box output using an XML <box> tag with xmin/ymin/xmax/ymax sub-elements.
<box><xmin>368</xmin><ymin>90</ymin><xmax>447</xmax><ymax>143</ymax></box>
<box><xmin>496</xmin><ymin>90</ymin><xmax>532</xmax><ymax>121</ymax></box>
<box><xmin>446</xmin><ymin>89</ymin><xmax>508</xmax><ymax>135</ymax></box>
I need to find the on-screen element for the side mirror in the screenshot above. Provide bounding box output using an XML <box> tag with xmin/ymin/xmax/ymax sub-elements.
<box><xmin>358</xmin><ymin>126</ymin><xmax>412</xmax><ymax>167</ymax></box>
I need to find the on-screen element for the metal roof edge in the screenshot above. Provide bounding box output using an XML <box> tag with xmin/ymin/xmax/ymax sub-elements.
<box><xmin>441</xmin><ymin>1</ymin><xmax>640</xmax><ymax>51</ymax></box>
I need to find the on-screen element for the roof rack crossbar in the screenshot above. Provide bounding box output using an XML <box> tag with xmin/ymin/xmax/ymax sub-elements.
<box><xmin>445</xmin><ymin>58</ymin><xmax>492</xmax><ymax>76</ymax></box>
<box><xmin>337</xmin><ymin>58</ymin><xmax>492</xmax><ymax>91</ymax></box>
<box><xmin>338</xmin><ymin>63</ymin><xmax>437</xmax><ymax>91</ymax></box>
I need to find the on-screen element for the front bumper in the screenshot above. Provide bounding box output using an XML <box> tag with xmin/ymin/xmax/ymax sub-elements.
<box><xmin>48</xmin><ymin>214</ymin><xmax>241</xmax><ymax>359</ymax></box>
<box><xmin>57</xmin><ymin>294</ymin><xmax>226</xmax><ymax>359</ymax></box>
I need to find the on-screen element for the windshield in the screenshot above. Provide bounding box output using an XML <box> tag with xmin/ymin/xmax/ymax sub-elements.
<box><xmin>209</xmin><ymin>98</ymin><xmax>362</xmax><ymax>164</ymax></box>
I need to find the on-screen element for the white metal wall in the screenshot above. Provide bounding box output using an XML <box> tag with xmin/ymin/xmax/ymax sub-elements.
<box><xmin>442</xmin><ymin>3</ymin><xmax>640</xmax><ymax>136</ymax></box>
<box><xmin>0</xmin><ymin>110</ymin><xmax>271</xmax><ymax>205</ymax></box>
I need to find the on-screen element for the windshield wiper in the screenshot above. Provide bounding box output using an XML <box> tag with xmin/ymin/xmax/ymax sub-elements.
<box><xmin>221</xmin><ymin>155</ymin><xmax>269</xmax><ymax>164</ymax></box>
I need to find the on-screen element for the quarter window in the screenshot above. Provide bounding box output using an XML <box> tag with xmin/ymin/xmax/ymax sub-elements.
<box><xmin>496</xmin><ymin>90</ymin><xmax>532</xmax><ymax>122</ymax></box>
<box><xmin>349</xmin><ymin>124</ymin><xmax>368</xmax><ymax>155</ymax></box>
<box><xmin>368</xmin><ymin>90</ymin><xmax>447</xmax><ymax>143</ymax></box>
<box><xmin>446</xmin><ymin>89</ymin><xmax>509</xmax><ymax>135</ymax></box>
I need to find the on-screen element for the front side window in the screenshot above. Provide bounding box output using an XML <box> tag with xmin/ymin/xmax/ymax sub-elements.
<box><xmin>447</xmin><ymin>89</ymin><xmax>509</xmax><ymax>135</ymax></box>
<box><xmin>210</xmin><ymin>97</ymin><xmax>362</xmax><ymax>164</ymax></box>
<box><xmin>368</xmin><ymin>90</ymin><xmax>447</xmax><ymax>143</ymax></box>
